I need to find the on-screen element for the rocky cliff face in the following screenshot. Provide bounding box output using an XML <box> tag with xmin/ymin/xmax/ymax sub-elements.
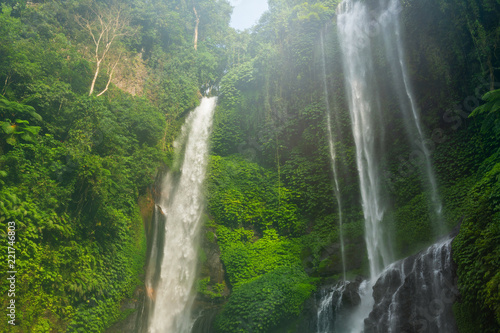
<box><xmin>190</xmin><ymin>225</ymin><xmax>230</xmax><ymax>333</ymax></box>
<box><xmin>364</xmin><ymin>238</ymin><xmax>459</xmax><ymax>333</ymax></box>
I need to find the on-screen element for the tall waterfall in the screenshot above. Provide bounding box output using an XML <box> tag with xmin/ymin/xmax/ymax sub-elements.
<box><xmin>337</xmin><ymin>0</ymin><xmax>392</xmax><ymax>280</ymax></box>
<box><xmin>320</xmin><ymin>32</ymin><xmax>346</xmax><ymax>281</ymax></box>
<box><xmin>146</xmin><ymin>97</ymin><xmax>217</xmax><ymax>333</ymax></box>
<box><xmin>335</xmin><ymin>0</ymin><xmax>448</xmax><ymax>331</ymax></box>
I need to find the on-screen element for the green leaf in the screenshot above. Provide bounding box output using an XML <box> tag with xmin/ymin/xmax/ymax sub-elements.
<box><xmin>470</xmin><ymin>88</ymin><xmax>500</xmax><ymax>117</ymax></box>
<box><xmin>1</xmin><ymin>121</ymin><xmax>14</xmax><ymax>134</ymax></box>
<box><xmin>483</xmin><ymin>89</ymin><xmax>500</xmax><ymax>102</ymax></box>
<box><xmin>6</xmin><ymin>135</ymin><xmax>17</xmax><ymax>145</ymax></box>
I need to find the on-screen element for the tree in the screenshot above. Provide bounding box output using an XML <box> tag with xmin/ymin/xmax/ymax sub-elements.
<box><xmin>76</xmin><ymin>2</ymin><xmax>132</xmax><ymax>96</ymax></box>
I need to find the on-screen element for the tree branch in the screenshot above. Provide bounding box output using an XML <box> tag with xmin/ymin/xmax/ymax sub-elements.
<box><xmin>97</xmin><ymin>53</ymin><xmax>121</xmax><ymax>97</ymax></box>
<box><xmin>78</xmin><ymin>2</ymin><xmax>130</xmax><ymax>96</ymax></box>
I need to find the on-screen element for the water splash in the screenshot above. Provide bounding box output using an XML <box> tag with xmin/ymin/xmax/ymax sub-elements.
<box><xmin>147</xmin><ymin>97</ymin><xmax>217</xmax><ymax>333</ymax></box>
<box><xmin>317</xmin><ymin>282</ymin><xmax>347</xmax><ymax>333</ymax></box>
<box><xmin>338</xmin><ymin>280</ymin><xmax>374</xmax><ymax>333</ymax></box>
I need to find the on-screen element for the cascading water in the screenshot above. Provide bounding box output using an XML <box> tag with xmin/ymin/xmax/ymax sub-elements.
<box><xmin>337</xmin><ymin>0</ymin><xmax>392</xmax><ymax>281</ymax></box>
<box><xmin>316</xmin><ymin>288</ymin><xmax>336</xmax><ymax>333</ymax></box>
<box><xmin>335</xmin><ymin>0</ymin><xmax>450</xmax><ymax>331</ymax></box>
<box><xmin>146</xmin><ymin>97</ymin><xmax>217</xmax><ymax>333</ymax></box>
<box><xmin>336</xmin><ymin>1</ymin><xmax>391</xmax><ymax>328</ymax></box>
<box><xmin>320</xmin><ymin>31</ymin><xmax>347</xmax><ymax>281</ymax></box>
<box><xmin>364</xmin><ymin>238</ymin><xmax>458</xmax><ymax>332</ymax></box>
<box><xmin>316</xmin><ymin>283</ymin><xmax>346</xmax><ymax>333</ymax></box>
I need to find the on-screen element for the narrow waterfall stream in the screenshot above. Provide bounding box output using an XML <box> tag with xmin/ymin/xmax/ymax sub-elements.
<box><xmin>320</xmin><ymin>32</ymin><xmax>346</xmax><ymax>282</ymax></box>
<box><xmin>316</xmin><ymin>283</ymin><xmax>345</xmax><ymax>333</ymax></box>
<box><xmin>316</xmin><ymin>288</ymin><xmax>336</xmax><ymax>333</ymax></box>
<box><xmin>145</xmin><ymin>97</ymin><xmax>217</xmax><ymax>333</ymax></box>
<box><xmin>379</xmin><ymin>0</ymin><xmax>443</xmax><ymax>229</ymax></box>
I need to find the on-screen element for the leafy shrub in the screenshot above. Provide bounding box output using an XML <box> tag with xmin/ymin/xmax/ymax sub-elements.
<box><xmin>214</xmin><ymin>266</ymin><xmax>315</xmax><ymax>333</ymax></box>
<box><xmin>208</xmin><ymin>155</ymin><xmax>304</xmax><ymax>235</ymax></box>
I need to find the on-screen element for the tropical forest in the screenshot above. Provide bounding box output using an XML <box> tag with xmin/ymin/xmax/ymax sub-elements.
<box><xmin>0</xmin><ymin>0</ymin><xmax>499</xmax><ymax>332</ymax></box>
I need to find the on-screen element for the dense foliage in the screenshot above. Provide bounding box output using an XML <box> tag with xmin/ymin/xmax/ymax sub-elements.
<box><xmin>448</xmin><ymin>88</ymin><xmax>500</xmax><ymax>332</ymax></box>
<box><xmin>1</xmin><ymin>0</ymin><xmax>499</xmax><ymax>331</ymax></box>
<box><xmin>0</xmin><ymin>0</ymin><xmax>231</xmax><ymax>331</ymax></box>
<box><xmin>202</xmin><ymin>0</ymin><xmax>500</xmax><ymax>331</ymax></box>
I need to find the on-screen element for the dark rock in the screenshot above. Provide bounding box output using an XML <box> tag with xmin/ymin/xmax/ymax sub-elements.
<box><xmin>191</xmin><ymin>305</ymin><xmax>220</xmax><ymax>333</ymax></box>
<box><xmin>364</xmin><ymin>238</ymin><xmax>459</xmax><ymax>333</ymax></box>
<box><xmin>340</xmin><ymin>276</ymin><xmax>363</xmax><ymax>308</ymax></box>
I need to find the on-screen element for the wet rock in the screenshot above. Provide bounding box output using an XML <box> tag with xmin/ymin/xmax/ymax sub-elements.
<box><xmin>340</xmin><ymin>276</ymin><xmax>363</xmax><ymax>308</ymax></box>
<box><xmin>364</xmin><ymin>239</ymin><xmax>459</xmax><ymax>333</ymax></box>
<box><xmin>191</xmin><ymin>305</ymin><xmax>219</xmax><ymax>333</ymax></box>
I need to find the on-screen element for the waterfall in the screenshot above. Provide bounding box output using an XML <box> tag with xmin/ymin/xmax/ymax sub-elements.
<box><xmin>378</xmin><ymin>0</ymin><xmax>443</xmax><ymax>230</ymax></box>
<box><xmin>337</xmin><ymin>0</ymin><xmax>444</xmax><ymax>278</ymax></box>
<box><xmin>320</xmin><ymin>31</ymin><xmax>346</xmax><ymax>281</ymax></box>
<box><xmin>317</xmin><ymin>288</ymin><xmax>335</xmax><ymax>333</ymax></box>
<box><xmin>316</xmin><ymin>283</ymin><xmax>346</xmax><ymax>333</ymax></box>
<box><xmin>337</xmin><ymin>0</ymin><xmax>392</xmax><ymax>280</ymax></box>
<box><xmin>146</xmin><ymin>97</ymin><xmax>217</xmax><ymax>333</ymax></box>
<box><xmin>336</xmin><ymin>2</ymin><xmax>391</xmax><ymax>327</ymax></box>
<box><xmin>335</xmin><ymin>0</ymin><xmax>449</xmax><ymax>331</ymax></box>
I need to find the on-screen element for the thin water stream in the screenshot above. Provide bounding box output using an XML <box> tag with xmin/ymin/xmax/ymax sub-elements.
<box><xmin>320</xmin><ymin>31</ymin><xmax>347</xmax><ymax>282</ymax></box>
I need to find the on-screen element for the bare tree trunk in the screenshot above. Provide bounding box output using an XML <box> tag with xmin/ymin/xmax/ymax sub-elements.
<box><xmin>97</xmin><ymin>56</ymin><xmax>120</xmax><ymax>97</ymax></box>
<box><xmin>193</xmin><ymin>6</ymin><xmax>200</xmax><ymax>51</ymax></box>
<box><xmin>89</xmin><ymin>60</ymin><xmax>101</xmax><ymax>96</ymax></box>
<box><xmin>77</xmin><ymin>4</ymin><xmax>130</xmax><ymax>97</ymax></box>
<box><xmin>488</xmin><ymin>57</ymin><xmax>495</xmax><ymax>91</ymax></box>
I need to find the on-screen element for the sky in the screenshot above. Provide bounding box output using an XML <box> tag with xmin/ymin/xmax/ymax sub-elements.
<box><xmin>229</xmin><ymin>0</ymin><xmax>269</xmax><ymax>30</ymax></box>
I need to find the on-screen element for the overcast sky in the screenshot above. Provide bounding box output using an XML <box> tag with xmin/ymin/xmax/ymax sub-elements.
<box><xmin>229</xmin><ymin>0</ymin><xmax>269</xmax><ymax>30</ymax></box>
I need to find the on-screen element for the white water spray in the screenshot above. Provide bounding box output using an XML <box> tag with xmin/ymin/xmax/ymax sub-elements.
<box><xmin>147</xmin><ymin>97</ymin><xmax>217</xmax><ymax>333</ymax></box>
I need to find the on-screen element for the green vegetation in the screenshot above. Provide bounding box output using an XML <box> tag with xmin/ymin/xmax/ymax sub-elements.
<box><xmin>208</xmin><ymin>156</ymin><xmax>304</xmax><ymax>235</ymax></box>
<box><xmin>214</xmin><ymin>266</ymin><xmax>315</xmax><ymax>333</ymax></box>
<box><xmin>205</xmin><ymin>0</ymin><xmax>500</xmax><ymax>331</ymax></box>
<box><xmin>0</xmin><ymin>0</ymin><xmax>230</xmax><ymax>331</ymax></box>
<box><xmin>447</xmin><ymin>88</ymin><xmax>500</xmax><ymax>332</ymax></box>
<box><xmin>0</xmin><ymin>0</ymin><xmax>499</xmax><ymax>331</ymax></box>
